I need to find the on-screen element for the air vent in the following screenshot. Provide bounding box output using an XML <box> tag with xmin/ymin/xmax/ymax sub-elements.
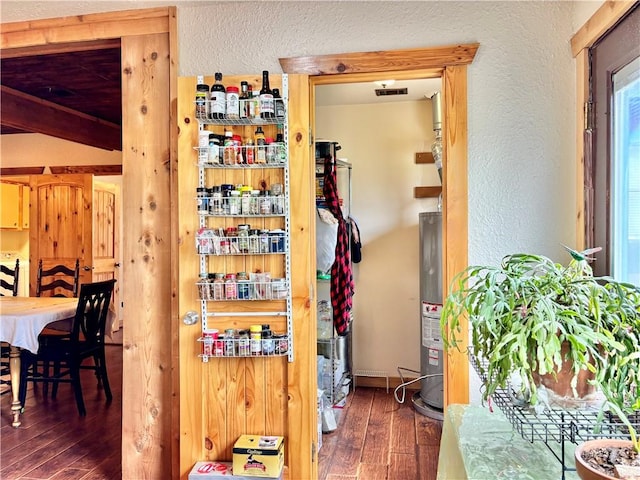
<box><xmin>374</xmin><ymin>88</ymin><xmax>408</xmax><ymax>97</ymax></box>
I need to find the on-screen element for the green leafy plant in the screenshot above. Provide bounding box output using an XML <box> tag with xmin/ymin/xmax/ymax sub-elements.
<box><xmin>592</xmin><ymin>279</ymin><xmax>640</xmax><ymax>452</ymax></box>
<box><xmin>440</xmin><ymin>249</ymin><xmax>640</xmax><ymax>451</ymax></box>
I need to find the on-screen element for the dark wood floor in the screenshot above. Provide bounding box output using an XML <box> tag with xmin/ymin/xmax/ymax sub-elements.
<box><xmin>2</xmin><ymin>344</ymin><xmax>441</xmax><ymax>480</ymax></box>
<box><xmin>0</xmin><ymin>344</ymin><xmax>123</xmax><ymax>480</ymax></box>
<box><xmin>318</xmin><ymin>388</ymin><xmax>442</xmax><ymax>480</ymax></box>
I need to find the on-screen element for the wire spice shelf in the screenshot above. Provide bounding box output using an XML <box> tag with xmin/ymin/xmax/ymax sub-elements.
<box><xmin>469</xmin><ymin>353</ymin><xmax>640</xmax><ymax>479</ymax></box>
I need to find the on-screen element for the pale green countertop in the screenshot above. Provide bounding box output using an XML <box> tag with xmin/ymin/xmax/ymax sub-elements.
<box><xmin>437</xmin><ymin>404</ymin><xmax>579</xmax><ymax>480</ymax></box>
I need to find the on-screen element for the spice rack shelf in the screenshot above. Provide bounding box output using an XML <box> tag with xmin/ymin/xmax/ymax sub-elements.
<box><xmin>197</xmin><ymin>279</ymin><xmax>288</xmax><ymax>301</ymax></box>
<box><xmin>470</xmin><ymin>353</ymin><xmax>640</xmax><ymax>480</ymax></box>
<box><xmin>197</xmin><ymin>335</ymin><xmax>289</xmax><ymax>362</ymax></box>
<box><xmin>193</xmin><ymin>73</ymin><xmax>293</xmax><ymax>362</ymax></box>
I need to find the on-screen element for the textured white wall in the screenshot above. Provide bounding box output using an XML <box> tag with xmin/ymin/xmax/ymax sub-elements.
<box><xmin>3</xmin><ymin>0</ymin><xmax>593</xmax><ymax>402</ymax></box>
<box><xmin>1</xmin><ymin>0</ymin><xmax>580</xmax><ymax>265</ymax></box>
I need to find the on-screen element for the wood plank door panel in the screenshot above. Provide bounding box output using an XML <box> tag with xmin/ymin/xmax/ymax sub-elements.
<box><xmin>29</xmin><ymin>174</ymin><xmax>93</xmax><ymax>296</ymax></box>
<box><xmin>177</xmin><ymin>74</ymin><xmax>315</xmax><ymax>479</ymax></box>
<box><xmin>94</xmin><ymin>180</ymin><xmax>121</xmax><ymax>330</ymax></box>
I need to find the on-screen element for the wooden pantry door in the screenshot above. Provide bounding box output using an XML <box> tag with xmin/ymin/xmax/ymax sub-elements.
<box><xmin>29</xmin><ymin>174</ymin><xmax>94</xmax><ymax>295</ymax></box>
<box><xmin>177</xmin><ymin>74</ymin><xmax>317</xmax><ymax>480</ymax></box>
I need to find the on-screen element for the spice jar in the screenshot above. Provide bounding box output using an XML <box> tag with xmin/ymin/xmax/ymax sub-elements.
<box><xmin>212</xmin><ymin>273</ymin><xmax>225</xmax><ymax>300</ymax></box>
<box><xmin>238</xmin><ymin>329</ymin><xmax>250</xmax><ymax>356</ymax></box>
<box><xmin>224</xmin><ymin>273</ymin><xmax>237</xmax><ymax>299</ymax></box>
<box><xmin>238</xmin><ymin>224</ymin><xmax>249</xmax><ymax>253</ymax></box>
<box><xmin>224</xmin><ymin>329</ymin><xmax>236</xmax><ymax>356</ymax></box>
<box><xmin>226</xmin><ymin>86</ymin><xmax>240</xmax><ymax>120</ymax></box>
<box><xmin>259</xmin><ymin>229</ymin><xmax>270</xmax><ymax>254</ymax></box>
<box><xmin>240</xmin><ymin>187</ymin><xmax>252</xmax><ymax>215</ymax></box>
<box><xmin>262</xmin><ymin>328</ymin><xmax>274</xmax><ymax>355</ymax></box>
<box><xmin>229</xmin><ymin>190</ymin><xmax>241</xmax><ymax>215</ymax></box>
<box><xmin>259</xmin><ymin>191</ymin><xmax>271</xmax><ymax>216</ymax></box>
<box><xmin>250</xmin><ymin>325</ymin><xmax>263</xmax><ymax>355</ymax></box>
<box><xmin>248</xmin><ymin>229</ymin><xmax>260</xmax><ymax>254</ymax></box>
<box><xmin>208</xmin><ymin>133</ymin><xmax>220</xmax><ymax>165</ymax></box>
<box><xmin>197</xmin><ymin>187</ymin><xmax>209</xmax><ymax>215</ymax></box>
<box><xmin>209</xmin><ymin>185</ymin><xmax>222</xmax><ymax>215</ymax></box>
<box><xmin>198</xmin><ymin>272</ymin><xmax>209</xmax><ymax>300</ymax></box>
<box><xmin>223</xmin><ymin>130</ymin><xmax>235</xmax><ymax>165</ymax></box>
<box><xmin>237</xmin><ymin>271</ymin><xmax>250</xmax><ymax>299</ymax></box>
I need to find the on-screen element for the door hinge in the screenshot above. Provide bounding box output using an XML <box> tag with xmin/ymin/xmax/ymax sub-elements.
<box><xmin>311</xmin><ymin>442</ymin><xmax>317</xmax><ymax>463</ymax></box>
<box><xmin>584</xmin><ymin>101</ymin><xmax>594</xmax><ymax>132</ymax></box>
<box><xmin>309</xmin><ymin>129</ymin><xmax>314</xmax><ymax>146</ymax></box>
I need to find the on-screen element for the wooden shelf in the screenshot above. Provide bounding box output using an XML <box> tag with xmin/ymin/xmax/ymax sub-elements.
<box><xmin>415</xmin><ymin>152</ymin><xmax>434</xmax><ymax>164</ymax></box>
<box><xmin>414</xmin><ymin>186</ymin><xmax>442</xmax><ymax>198</ymax></box>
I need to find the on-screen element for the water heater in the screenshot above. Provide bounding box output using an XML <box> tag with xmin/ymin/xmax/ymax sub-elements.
<box><xmin>412</xmin><ymin>211</ymin><xmax>444</xmax><ymax>420</ymax></box>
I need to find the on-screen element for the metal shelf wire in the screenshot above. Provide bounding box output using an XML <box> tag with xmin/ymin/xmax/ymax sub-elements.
<box><xmin>470</xmin><ymin>353</ymin><xmax>639</xmax><ymax>479</ymax></box>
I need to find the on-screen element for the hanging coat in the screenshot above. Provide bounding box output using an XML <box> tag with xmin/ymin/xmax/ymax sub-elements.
<box><xmin>323</xmin><ymin>157</ymin><xmax>354</xmax><ymax>335</ymax></box>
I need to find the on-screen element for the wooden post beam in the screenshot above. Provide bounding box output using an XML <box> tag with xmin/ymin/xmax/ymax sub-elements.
<box><xmin>0</xmin><ymin>85</ymin><xmax>121</xmax><ymax>151</ymax></box>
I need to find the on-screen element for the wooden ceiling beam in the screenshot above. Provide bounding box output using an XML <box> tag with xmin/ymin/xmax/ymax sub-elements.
<box><xmin>0</xmin><ymin>38</ymin><xmax>120</xmax><ymax>59</ymax></box>
<box><xmin>49</xmin><ymin>165</ymin><xmax>122</xmax><ymax>175</ymax></box>
<box><xmin>0</xmin><ymin>85</ymin><xmax>121</xmax><ymax>151</ymax></box>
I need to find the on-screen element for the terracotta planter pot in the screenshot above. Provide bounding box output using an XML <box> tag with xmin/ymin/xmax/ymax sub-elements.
<box><xmin>531</xmin><ymin>341</ymin><xmax>602</xmax><ymax>408</ymax></box>
<box><xmin>575</xmin><ymin>439</ymin><xmax>637</xmax><ymax>480</ymax></box>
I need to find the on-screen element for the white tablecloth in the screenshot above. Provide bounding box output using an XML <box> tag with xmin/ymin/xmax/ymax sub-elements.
<box><xmin>0</xmin><ymin>297</ymin><xmax>116</xmax><ymax>353</ymax></box>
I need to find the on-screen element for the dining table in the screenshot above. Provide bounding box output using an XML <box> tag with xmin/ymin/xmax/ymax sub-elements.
<box><xmin>0</xmin><ymin>296</ymin><xmax>79</xmax><ymax>428</ymax></box>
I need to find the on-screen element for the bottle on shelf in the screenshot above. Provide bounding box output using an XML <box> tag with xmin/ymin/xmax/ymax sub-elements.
<box><xmin>210</xmin><ymin>72</ymin><xmax>226</xmax><ymax>119</ymax></box>
<box><xmin>273</xmin><ymin>88</ymin><xmax>285</xmax><ymax>119</ymax></box>
<box><xmin>239</xmin><ymin>81</ymin><xmax>249</xmax><ymax>119</ymax></box>
<box><xmin>259</xmin><ymin>70</ymin><xmax>274</xmax><ymax>119</ymax></box>
<box><xmin>195</xmin><ymin>75</ymin><xmax>209</xmax><ymax>120</ymax></box>
<box><xmin>275</xmin><ymin>125</ymin><xmax>286</xmax><ymax>164</ymax></box>
<box><xmin>248</xmin><ymin>85</ymin><xmax>259</xmax><ymax>119</ymax></box>
<box><xmin>255</xmin><ymin>126</ymin><xmax>267</xmax><ymax>164</ymax></box>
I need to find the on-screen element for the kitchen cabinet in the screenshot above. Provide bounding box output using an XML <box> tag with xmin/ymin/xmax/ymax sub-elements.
<box><xmin>21</xmin><ymin>185</ymin><xmax>29</xmax><ymax>229</ymax></box>
<box><xmin>0</xmin><ymin>182</ymin><xmax>28</xmax><ymax>230</ymax></box>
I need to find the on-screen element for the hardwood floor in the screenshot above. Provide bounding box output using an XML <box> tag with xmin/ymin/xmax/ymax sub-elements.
<box><xmin>318</xmin><ymin>388</ymin><xmax>442</xmax><ymax>480</ymax></box>
<box><xmin>2</xmin><ymin>342</ymin><xmax>441</xmax><ymax>480</ymax></box>
<box><xmin>0</xmin><ymin>344</ymin><xmax>123</xmax><ymax>479</ymax></box>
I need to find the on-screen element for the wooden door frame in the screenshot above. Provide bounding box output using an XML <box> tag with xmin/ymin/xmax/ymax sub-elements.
<box><xmin>1</xmin><ymin>8</ymin><xmax>179</xmax><ymax>479</ymax></box>
<box><xmin>280</xmin><ymin>43</ymin><xmax>479</xmax><ymax>406</ymax></box>
<box><xmin>571</xmin><ymin>1</ymin><xmax>637</xmax><ymax>251</ymax></box>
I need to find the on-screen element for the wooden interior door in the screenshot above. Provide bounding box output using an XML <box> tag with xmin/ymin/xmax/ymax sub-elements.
<box><xmin>93</xmin><ymin>180</ymin><xmax>121</xmax><ymax>330</ymax></box>
<box><xmin>177</xmin><ymin>74</ymin><xmax>316</xmax><ymax>479</ymax></box>
<box><xmin>29</xmin><ymin>174</ymin><xmax>93</xmax><ymax>296</ymax></box>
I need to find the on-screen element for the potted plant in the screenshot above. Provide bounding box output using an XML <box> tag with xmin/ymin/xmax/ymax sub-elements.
<box><xmin>440</xmin><ymin>247</ymin><xmax>640</xmax><ymax>479</ymax></box>
<box><xmin>573</xmin><ymin>279</ymin><xmax>640</xmax><ymax>479</ymax></box>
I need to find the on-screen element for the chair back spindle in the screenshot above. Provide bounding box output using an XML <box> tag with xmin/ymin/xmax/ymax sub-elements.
<box><xmin>36</xmin><ymin>259</ymin><xmax>80</xmax><ymax>297</ymax></box>
<box><xmin>0</xmin><ymin>259</ymin><xmax>20</xmax><ymax>297</ymax></box>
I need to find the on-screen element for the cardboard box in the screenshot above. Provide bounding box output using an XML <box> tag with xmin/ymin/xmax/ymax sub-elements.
<box><xmin>232</xmin><ymin>435</ymin><xmax>284</xmax><ymax>478</ymax></box>
<box><xmin>188</xmin><ymin>461</ymin><xmax>282</xmax><ymax>480</ymax></box>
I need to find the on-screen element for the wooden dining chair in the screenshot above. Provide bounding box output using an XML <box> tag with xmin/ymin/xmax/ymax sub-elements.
<box><xmin>0</xmin><ymin>259</ymin><xmax>19</xmax><ymax>394</ymax></box>
<box><xmin>35</xmin><ymin>259</ymin><xmax>81</xmax><ymax>395</ymax></box>
<box><xmin>36</xmin><ymin>258</ymin><xmax>80</xmax><ymax>298</ymax></box>
<box><xmin>0</xmin><ymin>258</ymin><xmax>19</xmax><ymax>297</ymax></box>
<box><xmin>19</xmin><ymin>279</ymin><xmax>117</xmax><ymax>416</ymax></box>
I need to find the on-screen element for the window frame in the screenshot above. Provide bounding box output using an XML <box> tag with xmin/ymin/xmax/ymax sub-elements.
<box><xmin>572</xmin><ymin>1</ymin><xmax>638</xmax><ymax>258</ymax></box>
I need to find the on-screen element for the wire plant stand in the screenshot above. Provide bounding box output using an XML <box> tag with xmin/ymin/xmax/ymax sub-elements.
<box><xmin>470</xmin><ymin>353</ymin><xmax>640</xmax><ymax>480</ymax></box>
